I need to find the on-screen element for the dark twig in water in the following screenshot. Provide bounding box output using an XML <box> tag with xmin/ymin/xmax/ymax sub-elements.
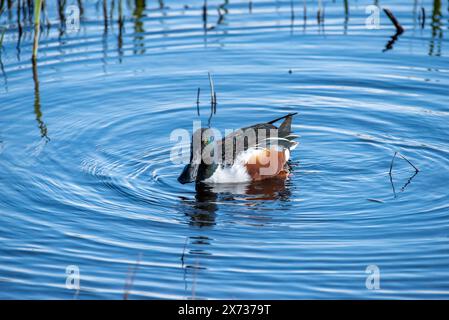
<box><xmin>123</xmin><ymin>253</ymin><xmax>142</xmax><ymax>300</ymax></box>
<box><xmin>389</xmin><ymin>171</ymin><xmax>397</xmax><ymax>198</ymax></box>
<box><xmin>102</xmin><ymin>0</ymin><xmax>108</xmax><ymax>32</ymax></box>
<box><xmin>180</xmin><ymin>237</ymin><xmax>188</xmax><ymax>267</ymax></box>
<box><xmin>217</xmin><ymin>2</ymin><xmax>228</xmax><ymax>26</ymax></box>
<box><xmin>367</xmin><ymin>198</ymin><xmax>385</xmax><ymax>203</ymax></box>
<box><xmin>196</xmin><ymin>87</ymin><xmax>201</xmax><ymax>115</ymax></box>
<box><xmin>207</xmin><ymin>106</ymin><xmax>214</xmax><ymax>128</ymax></box>
<box><xmin>202</xmin><ymin>0</ymin><xmax>208</xmax><ymax>29</ymax></box>
<box><xmin>317</xmin><ymin>0</ymin><xmax>324</xmax><ymax>27</ymax></box>
<box><xmin>343</xmin><ymin>0</ymin><xmax>349</xmax><ymax>34</ymax></box>
<box><xmin>117</xmin><ymin>0</ymin><xmax>124</xmax><ymax>61</ymax></box>
<box><xmin>207</xmin><ymin>72</ymin><xmax>217</xmax><ymax>128</ymax></box>
<box><xmin>208</xmin><ymin>72</ymin><xmax>217</xmax><ymax>118</ymax></box>
<box><xmin>382</xmin><ymin>9</ymin><xmax>405</xmax><ymax>52</ymax></box>
<box><xmin>56</xmin><ymin>0</ymin><xmax>66</xmax><ymax>37</ymax></box>
<box><xmin>302</xmin><ymin>0</ymin><xmax>307</xmax><ymax>29</ymax></box>
<box><xmin>208</xmin><ymin>72</ymin><xmax>216</xmax><ymax>106</ymax></box>
<box><xmin>401</xmin><ymin>170</ymin><xmax>419</xmax><ymax>192</ymax></box>
<box><xmin>16</xmin><ymin>0</ymin><xmax>23</xmax><ymax>56</ymax></box>
<box><xmin>383</xmin><ymin>8</ymin><xmax>404</xmax><ymax>34</ymax></box>
<box><xmin>388</xmin><ymin>151</ymin><xmax>398</xmax><ymax>198</ymax></box>
<box><xmin>290</xmin><ymin>0</ymin><xmax>295</xmax><ymax>28</ymax></box>
<box><xmin>397</xmin><ymin>153</ymin><xmax>419</xmax><ymax>173</ymax></box>
<box><xmin>388</xmin><ymin>151</ymin><xmax>397</xmax><ymax>176</ymax></box>
<box><xmin>383</xmin><ymin>32</ymin><xmax>401</xmax><ymax>52</ymax></box>
<box><xmin>420</xmin><ymin>7</ymin><xmax>426</xmax><ymax>29</ymax></box>
<box><xmin>388</xmin><ymin>152</ymin><xmax>420</xmax><ymax>198</ymax></box>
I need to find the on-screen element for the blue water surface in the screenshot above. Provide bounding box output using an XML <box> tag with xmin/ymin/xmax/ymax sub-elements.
<box><xmin>0</xmin><ymin>0</ymin><xmax>449</xmax><ymax>299</ymax></box>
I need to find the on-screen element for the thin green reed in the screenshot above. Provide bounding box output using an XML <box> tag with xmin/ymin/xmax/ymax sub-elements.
<box><xmin>32</xmin><ymin>0</ymin><xmax>43</xmax><ymax>60</ymax></box>
<box><xmin>0</xmin><ymin>2</ymin><xmax>5</xmax><ymax>49</ymax></box>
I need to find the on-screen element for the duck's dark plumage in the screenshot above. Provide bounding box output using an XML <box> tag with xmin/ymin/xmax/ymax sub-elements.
<box><xmin>216</xmin><ymin>113</ymin><xmax>297</xmax><ymax>166</ymax></box>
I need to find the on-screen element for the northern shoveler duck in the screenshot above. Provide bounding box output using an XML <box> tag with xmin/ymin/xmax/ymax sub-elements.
<box><xmin>178</xmin><ymin>112</ymin><xmax>299</xmax><ymax>184</ymax></box>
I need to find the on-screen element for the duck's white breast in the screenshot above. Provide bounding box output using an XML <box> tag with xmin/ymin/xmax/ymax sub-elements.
<box><xmin>203</xmin><ymin>163</ymin><xmax>251</xmax><ymax>184</ymax></box>
<box><xmin>203</xmin><ymin>148</ymin><xmax>256</xmax><ymax>184</ymax></box>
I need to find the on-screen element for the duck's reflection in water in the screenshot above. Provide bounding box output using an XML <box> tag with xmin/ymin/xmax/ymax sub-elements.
<box><xmin>185</xmin><ymin>183</ymin><xmax>218</xmax><ymax>227</ymax></box>
<box><xmin>180</xmin><ymin>235</ymin><xmax>211</xmax><ymax>299</ymax></box>
<box><xmin>179</xmin><ymin>176</ymin><xmax>292</xmax><ymax>298</ymax></box>
<box><xmin>182</xmin><ymin>176</ymin><xmax>292</xmax><ymax>227</ymax></box>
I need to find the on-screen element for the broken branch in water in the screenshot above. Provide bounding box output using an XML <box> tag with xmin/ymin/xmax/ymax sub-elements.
<box><xmin>420</xmin><ymin>7</ymin><xmax>426</xmax><ymax>29</ymax></box>
<box><xmin>208</xmin><ymin>72</ymin><xmax>217</xmax><ymax>117</ymax></box>
<box><xmin>208</xmin><ymin>72</ymin><xmax>216</xmax><ymax>107</ymax></box>
<box><xmin>290</xmin><ymin>0</ymin><xmax>295</xmax><ymax>25</ymax></box>
<box><xmin>389</xmin><ymin>151</ymin><xmax>398</xmax><ymax>176</ymax></box>
<box><xmin>397</xmin><ymin>153</ymin><xmax>419</xmax><ymax>173</ymax></box>
<box><xmin>383</xmin><ymin>8</ymin><xmax>404</xmax><ymax>34</ymax></box>
<box><xmin>382</xmin><ymin>8</ymin><xmax>405</xmax><ymax>52</ymax></box>
<box><xmin>401</xmin><ymin>170</ymin><xmax>419</xmax><ymax>193</ymax></box>
<box><xmin>389</xmin><ymin>151</ymin><xmax>420</xmax><ymax>198</ymax></box>
<box><xmin>390</xmin><ymin>151</ymin><xmax>419</xmax><ymax>174</ymax></box>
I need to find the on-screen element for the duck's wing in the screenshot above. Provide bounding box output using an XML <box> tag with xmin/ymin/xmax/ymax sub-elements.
<box><xmin>217</xmin><ymin>113</ymin><xmax>299</xmax><ymax>165</ymax></box>
<box><xmin>217</xmin><ymin>123</ymin><xmax>277</xmax><ymax>165</ymax></box>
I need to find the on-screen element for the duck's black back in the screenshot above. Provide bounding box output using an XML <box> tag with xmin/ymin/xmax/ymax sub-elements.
<box><xmin>216</xmin><ymin>114</ymin><xmax>296</xmax><ymax>165</ymax></box>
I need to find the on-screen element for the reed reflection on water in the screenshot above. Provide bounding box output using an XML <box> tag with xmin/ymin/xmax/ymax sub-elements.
<box><xmin>1</xmin><ymin>0</ymin><xmax>447</xmax><ymax>151</ymax></box>
<box><xmin>0</xmin><ymin>1</ymin><xmax>447</xmax><ymax>62</ymax></box>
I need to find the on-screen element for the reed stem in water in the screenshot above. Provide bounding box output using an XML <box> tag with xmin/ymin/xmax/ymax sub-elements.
<box><xmin>32</xmin><ymin>0</ymin><xmax>43</xmax><ymax>61</ymax></box>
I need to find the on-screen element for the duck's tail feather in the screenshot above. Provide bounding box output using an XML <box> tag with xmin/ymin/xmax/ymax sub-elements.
<box><xmin>267</xmin><ymin>112</ymin><xmax>298</xmax><ymax>125</ymax></box>
<box><xmin>267</xmin><ymin>112</ymin><xmax>298</xmax><ymax>138</ymax></box>
<box><xmin>250</xmin><ymin>113</ymin><xmax>299</xmax><ymax>151</ymax></box>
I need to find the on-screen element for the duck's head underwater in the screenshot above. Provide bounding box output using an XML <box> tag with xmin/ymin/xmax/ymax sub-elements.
<box><xmin>177</xmin><ymin>113</ymin><xmax>299</xmax><ymax>185</ymax></box>
<box><xmin>177</xmin><ymin>127</ymin><xmax>219</xmax><ymax>184</ymax></box>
